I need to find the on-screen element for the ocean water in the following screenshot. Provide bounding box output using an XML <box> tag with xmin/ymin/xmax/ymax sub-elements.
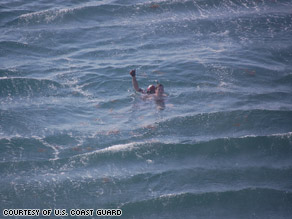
<box><xmin>1</xmin><ymin>0</ymin><xmax>292</xmax><ymax>218</ymax></box>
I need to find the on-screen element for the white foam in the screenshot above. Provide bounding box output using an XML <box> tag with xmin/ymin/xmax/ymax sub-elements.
<box><xmin>84</xmin><ymin>142</ymin><xmax>137</xmax><ymax>156</ymax></box>
<box><xmin>33</xmin><ymin>136</ymin><xmax>60</xmax><ymax>161</ymax></box>
<box><xmin>19</xmin><ymin>7</ymin><xmax>75</xmax><ymax>23</ymax></box>
<box><xmin>239</xmin><ymin>132</ymin><xmax>292</xmax><ymax>139</ymax></box>
<box><xmin>72</xmin><ymin>141</ymin><xmax>157</xmax><ymax>159</ymax></box>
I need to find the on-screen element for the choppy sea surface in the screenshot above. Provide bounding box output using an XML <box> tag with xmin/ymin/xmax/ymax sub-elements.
<box><xmin>1</xmin><ymin>0</ymin><xmax>292</xmax><ymax>218</ymax></box>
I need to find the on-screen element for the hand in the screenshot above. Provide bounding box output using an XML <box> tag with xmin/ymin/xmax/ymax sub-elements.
<box><xmin>130</xmin><ymin>69</ymin><xmax>136</xmax><ymax>77</ymax></box>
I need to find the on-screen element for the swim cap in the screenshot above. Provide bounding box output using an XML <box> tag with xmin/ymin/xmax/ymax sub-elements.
<box><xmin>147</xmin><ymin>85</ymin><xmax>155</xmax><ymax>94</ymax></box>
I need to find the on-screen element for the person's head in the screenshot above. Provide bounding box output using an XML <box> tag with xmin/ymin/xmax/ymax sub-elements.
<box><xmin>155</xmin><ymin>83</ymin><xmax>164</xmax><ymax>96</ymax></box>
<box><xmin>147</xmin><ymin>85</ymin><xmax>156</xmax><ymax>94</ymax></box>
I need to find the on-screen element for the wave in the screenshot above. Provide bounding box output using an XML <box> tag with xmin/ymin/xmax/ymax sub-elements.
<box><xmin>5</xmin><ymin>0</ymin><xmax>291</xmax><ymax>27</ymax></box>
<box><xmin>0</xmin><ymin>68</ymin><xmax>26</xmax><ymax>78</ymax></box>
<box><xmin>120</xmin><ymin>188</ymin><xmax>292</xmax><ymax>219</ymax></box>
<box><xmin>138</xmin><ymin>109</ymin><xmax>292</xmax><ymax>139</ymax></box>
<box><xmin>1</xmin><ymin>133</ymin><xmax>291</xmax><ymax>174</ymax></box>
<box><xmin>0</xmin><ymin>41</ymin><xmax>54</xmax><ymax>57</ymax></box>
<box><xmin>1</xmin><ymin>165</ymin><xmax>291</xmax><ymax>215</ymax></box>
<box><xmin>1</xmin><ymin>133</ymin><xmax>291</xmax><ymax>217</ymax></box>
<box><xmin>275</xmin><ymin>73</ymin><xmax>292</xmax><ymax>86</ymax></box>
<box><xmin>0</xmin><ymin>9</ymin><xmax>32</xmax><ymax>26</ymax></box>
<box><xmin>6</xmin><ymin>7</ymin><xmax>77</xmax><ymax>26</ymax></box>
<box><xmin>0</xmin><ymin>107</ymin><xmax>291</xmax><ymax>148</ymax></box>
<box><xmin>233</xmin><ymin>91</ymin><xmax>292</xmax><ymax>108</ymax></box>
<box><xmin>0</xmin><ymin>77</ymin><xmax>64</xmax><ymax>97</ymax></box>
<box><xmin>70</xmin><ymin>47</ymin><xmax>137</xmax><ymax>60</ymax></box>
<box><xmin>1</xmin><ymin>178</ymin><xmax>291</xmax><ymax>217</ymax></box>
<box><xmin>6</xmin><ymin>3</ymin><xmax>132</xmax><ymax>26</ymax></box>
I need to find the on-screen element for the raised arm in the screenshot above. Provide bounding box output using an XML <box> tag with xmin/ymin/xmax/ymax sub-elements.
<box><xmin>130</xmin><ymin>70</ymin><xmax>143</xmax><ymax>93</ymax></box>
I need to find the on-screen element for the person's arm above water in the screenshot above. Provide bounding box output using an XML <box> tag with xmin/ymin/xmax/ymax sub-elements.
<box><xmin>130</xmin><ymin>70</ymin><xmax>143</xmax><ymax>93</ymax></box>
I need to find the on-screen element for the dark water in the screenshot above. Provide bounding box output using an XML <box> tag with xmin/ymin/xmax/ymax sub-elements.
<box><xmin>0</xmin><ymin>0</ymin><xmax>292</xmax><ymax>218</ymax></box>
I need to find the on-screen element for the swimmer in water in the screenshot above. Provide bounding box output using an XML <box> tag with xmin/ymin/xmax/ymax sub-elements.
<box><xmin>130</xmin><ymin>69</ymin><xmax>165</xmax><ymax>110</ymax></box>
<box><xmin>129</xmin><ymin>69</ymin><xmax>165</xmax><ymax>98</ymax></box>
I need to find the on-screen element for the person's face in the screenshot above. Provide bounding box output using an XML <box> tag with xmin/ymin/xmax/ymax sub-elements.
<box><xmin>155</xmin><ymin>85</ymin><xmax>164</xmax><ymax>95</ymax></box>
